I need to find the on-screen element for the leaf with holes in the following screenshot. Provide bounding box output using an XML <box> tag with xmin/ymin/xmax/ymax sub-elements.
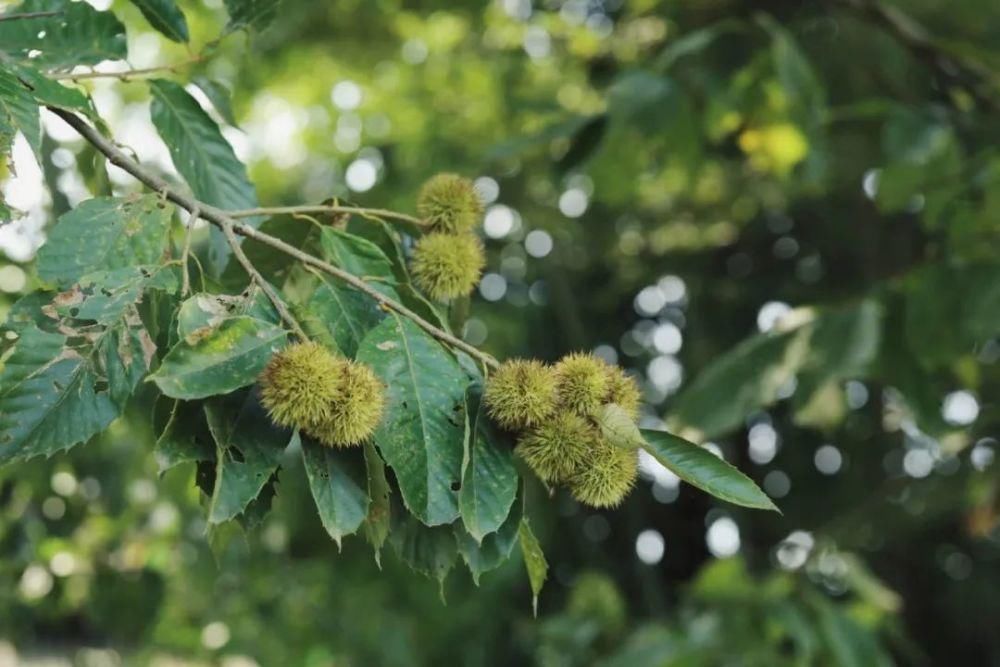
<box><xmin>204</xmin><ymin>389</ymin><xmax>289</xmax><ymax>524</ymax></box>
<box><xmin>356</xmin><ymin>315</ymin><xmax>468</xmax><ymax>526</ymax></box>
<box><xmin>302</xmin><ymin>437</ymin><xmax>370</xmax><ymax>547</ymax></box>
<box><xmin>0</xmin><ymin>0</ymin><xmax>127</xmax><ymax>70</ymax></box>
<box><xmin>37</xmin><ymin>196</ymin><xmax>173</xmax><ymax>288</ymax></box>
<box><xmin>48</xmin><ymin>266</ymin><xmax>177</xmax><ymax>325</ymax></box>
<box><xmin>0</xmin><ymin>289</ymin><xmax>160</xmax><ymax>464</ymax></box>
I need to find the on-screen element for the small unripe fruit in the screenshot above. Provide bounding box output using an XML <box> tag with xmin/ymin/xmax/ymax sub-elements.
<box><xmin>411</xmin><ymin>231</ymin><xmax>485</xmax><ymax>302</ymax></box>
<box><xmin>516</xmin><ymin>413</ymin><xmax>595</xmax><ymax>484</ymax></box>
<box><xmin>484</xmin><ymin>359</ymin><xmax>558</xmax><ymax>430</ymax></box>
<box><xmin>259</xmin><ymin>342</ymin><xmax>346</xmax><ymax>430</ymax></box>
<box><xmin>569</xmin><ymin>440</ymin><xmax>638</xmax><ymax>508</ymax></box>
<box><xmin>417</xmin><ymin>173</ymin><xmax>483</xmax><ymax>233</ymax></box>
<box><xmin>555</xmin><ymin>352</ymin><xmax>610</xmax><ymax>416</ymax></box>
<box><xmin>604</xmin><ymin>365</ymin><xmax>642</xmax><ymax>419</ymax></box>
<box><xmin>308</xmin><ymin>361</ymin><xmax>385</xmax><ymax>447</ymax></box>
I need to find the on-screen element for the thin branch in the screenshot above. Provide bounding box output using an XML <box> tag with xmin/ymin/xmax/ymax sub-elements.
<box><xmin>48</xmin><ymin>108</ymin><xmax>499</xmax><ymax>370</ymax></box>
<box><xmin>228</xmin><ymin>205</ymin><xmax>426</xmax><ymax>227</ymax></box>
<box><xmin>50</xmin><ymin>56</ymin><xmax>204</xmax><ymax>82</ymax></box>
<box><xmin>180</xmin><ymin>207</ymin><xmax>198</xmax><ymax>297</ymax></box>
<box><xmin>0</xmin><ymin>11</ymin><xmax>60</xmax><ymax>22</ymax></box>
<box><xmin>221</xmin><ymin>221</ymin><xmax>309</xmax><ymax>341</ymax></box>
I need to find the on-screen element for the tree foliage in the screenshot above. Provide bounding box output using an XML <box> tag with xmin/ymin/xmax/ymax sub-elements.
<box><xmin>0</xmin><ymin>0</ymin><xmax>997</xmax><ymax>664</ymax></box>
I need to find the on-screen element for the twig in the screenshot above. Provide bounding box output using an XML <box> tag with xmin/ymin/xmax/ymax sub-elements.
<box><xmin>180</xmin><ymin>207</ymin><xmax>198</xmax><ymax>296</ymax></box>
<box><xmin>48</xmin><ymin>108</ymin><xmax>499</xmax><ymax>370</ymax></box>
<box><xmin>50</xmin><ymin>56</ymin><xmax>203</xmax><ymax>82</ymax></box>
<box><xmin>0</xmin><ymin>11</ymin><xmax>60</xmax><ymax>22</ymax></box>
<box><xmin>221</xmin><ymin>221</ymin><xmax>309</xmax><ymax>341</ymax></box>
<box><xmin>227</xmin><ymin>205</ymin><xmax>426</xmax><ymax>227</ymax></box>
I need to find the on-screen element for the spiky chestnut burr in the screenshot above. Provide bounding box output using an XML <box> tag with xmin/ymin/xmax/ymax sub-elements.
<box><xmin>554</xmin><ymin>352</ymin><xmax>610</xmax><ymax>417</ymax></box>
<box><xmin>568</xmin><ymin>440</ymin><xmax>638</xmax><ymax>509</ymax></box>
<box><xmin>516</xmin><ymin>412</ymin><xmax>596</xmax><ymax>484</ymax></box>
<box><xmin>259</xmin><ymin>341</ymin><xmax>346</xmax><ymax>431</ymax></box>
<box><xmin>603</xmin><ymin>365</ymin><xmax>642</xmax><ymax>419</ymax></box>
<box><xmin>411</xmin><ymin>231</ymin><xmax>485</xmax><ymax>302</ymax></box>
<box><xmin>484</xmin><ymin>359</ymin><xmax>558</xmax><ymax>430</ymax></box>
<box><xmin>417</xmin><ymin>173</ymin><xmax>483</xmax><ymax>234</ymax></box>
<box><xmin>308</xmin><ymin>361</ymin><xmax>385</xmax><ymax>447</ymax></box>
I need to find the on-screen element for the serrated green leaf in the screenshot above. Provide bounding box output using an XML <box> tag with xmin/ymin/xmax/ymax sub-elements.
<box><xmin>355</xmin><ymin>315</ymin><xmax>468</xmax><ymax>526</ymax></box>
<box><xmin>0</xmin><ymin>0</ymin><xmax>127</xmax><ymax>70</ymax></box>
<box><xmin>51</xmin><ymin>266</ymin><xmax>178</xmax><ymax>325</ymax></box>
<box><xmin>391</xmin><ymin>517</ymin><xmax>458</xmax><ymax>594</ymax></box>
<box><xmin>129</xmin><ymin>0</ymin><xmax>189</xmax><ymax>42</ymax></box>
<box><xmin>149</xmin><ymin>316</ymin><xmax>287</xmax><ymax>399</ymax></box>
<box><xmin>363</xmin><ymin>440</ymin><xmax>392</xmax><ymax>563</ymax></box>
<box><xmin>193</xmin><ymin>77</ymin><xmax>238</xmax><ymax>126</ymax></box>
<box><xmin>0</xmin><ymin>65</ymin><xmax>41</xmax><ymax>162</ymax></box>
<box><xmin>2</xmin><ymin>60</ymin><xmax>90</xmax><ymax>112</ymax></box>
<box><xmin>37</xmin><ymin>196</ymin><xmax>173</xmax><ymax>288</ymax></box>
<box><xmin>319</xmin><ymin>227</ymin><xmax>398</xmax><ymax>296</ymax></box>
<box><xmin>305</xmin><ymin>275</ymin><xmax>388</xmax><ymax>357</ymax></box>
<box><xmin>154</xmin><ymin>399</ymin><xmax>214</xmax><ymax>474</ymax></box>
<box><xmin>593</xmin><ymin>403</ymin><xmax>646</xmax><ymax>451</ymax></box>
<box><xmin>455</xmin><ymin>489</ymin><xmax>522</xmax><ymax>584</ymax></box>
<box><xmin>204</xmin><ymin>389</ymin><xmax>289</xmax><ymax>524</ymax></box>
<box><xmin>460</xmin><ymin>384</ymin><xmax>517</xmax><ymax>542</ymax></box>
<box><xmin>518</xmin><ymin>519</ymin><xmax>547</xmax><ymax>616</ymax></box>
<box><xmin>223</xmin><ymin>0</ymin><xmax>281</xmax><ymax>32</ymax></box>
<box><xmin>0</xmin><ymin>328</ymin><xmax>117</xmax><ymax>463</ymax></box>
<box><xmin>640</xmin><ymin>429</ymin><xmax>778</xmax><ymax>512</ymax></box>
<box><xmin>0</xmin><ymin>311</ymin><xmax>154</xmax><ymax>463</ymax></box>
<box><xmin>175</xmin><ymin>288</ymin><xmax>279</xmax><ymax>343</ymax></box>
<box><xmin>2</xmin><ymin>291</ymin><xmax>59</xmax><ymax>334</ymax></box>
<box><xmin>302</xmin><ymin>437</ymin><xmax>370</xmax><ymax>548</ymax></box>
<box><xmin>149</xmin><ymin>79</ymin><xmax>260</xmax><ymax>276</ymax></box>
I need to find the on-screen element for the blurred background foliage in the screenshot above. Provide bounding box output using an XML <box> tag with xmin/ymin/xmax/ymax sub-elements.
<box><xmin>1</xmin><ymin>0</ymin><xmax>999</xmax><ymax>664</ymax></box>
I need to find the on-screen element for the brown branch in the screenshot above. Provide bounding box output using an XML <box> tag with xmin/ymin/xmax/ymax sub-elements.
<box><xmin>228</xmin><ymin>205</ymin><xmax>426</xmax><ymax>227</ymax></box>
<box><xmin>50</xmin><ymin>56</ymin><xmax>204</xmax><ymax>82</ymax></box>
<box><xmin>48</xmin><ymin>107</ymin><xmax>499</xmax><ymax>370</ymax></box>
<box><xmin>221</xmin><ymin>221</ymin><xmax>309</xmax><ymax>341</ymax></box>
<box><xmin>0</xmin><ymin>11</ymin><xmax>60</xmax><ymax>22</ymax></box>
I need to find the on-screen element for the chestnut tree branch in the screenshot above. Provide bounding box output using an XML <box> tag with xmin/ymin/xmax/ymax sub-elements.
<box><xmin>48</xmin><ymin>107</ymin><xmax>499</xmax><ymax>370</ymax></box>
<box><xmin>221</xmin><ymin>221</ymin><xmax>309</xmax><ymax>341</ymax></box>
<box><xmin>227</xmin><ymin>205</ymin><xmax>426</xmax><ymax>227</ymax></box>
